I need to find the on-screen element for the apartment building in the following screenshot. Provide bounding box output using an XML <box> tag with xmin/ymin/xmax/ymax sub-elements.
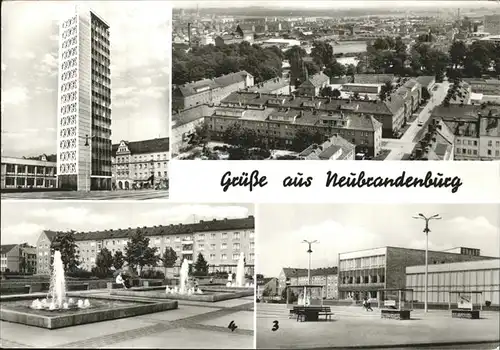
<box><xmin>36</xmin><ymin>217</ymin><xmax>255</xmax><ymax>276</ymax></box>
<box><xmin>111</xmin><ymin>137</ymin><xmax>169</xmax><ymax>190</ymax></box>
<box><xmin>430</xmin><ymin>105</ymin><xmax>500</xmax><ymax>160</ymax></box>
<box><xmin>207</xmin><ymin>92</ymin><xmax>383</xmax><ymax>157</ymax></box>
<box><xmin>1</xmin><ymin>155</ymin><xmax>57</xmax><ymax>189</ymax></box>
<box><xmin>257</xmin><ymin>277</ymin><xmax>279</xmax><ymax>298</ymax></box>
<box><xmin>172</xmin><ymin>71</ymin><xmax>254</xmax><ymax>110</ymax></box>
<box><xmin>57</xmin><ymin>7</ymin><xmax>112</xmax><ymax>191</ymax></box>
<box><xmin>297</xmin><ymin>72</ymin><xmax>330</xmax><ymax>97</ymax></box>
<box><xmin>172</xmin><ymin>105</ymin><xmax>215</xmax><ymax>156</ymax></box>
<box><xmin>338</xmin><ymin>246</ymin><xmax>497</xmax><ymax>300</ymax></box>
<box><xmin>1</xmin><ymin>245</ymin><xmax>20</xmax><ymax>273</ymax></box>
<box><xmin>278</xmin><ymin>267</ymin><xmax>338</xmax><ymax>299</ymax></box>
<box><xmin>298</xmin><ymin>134</ymin><xmax>355</xmax><ymax>160</ymax></box>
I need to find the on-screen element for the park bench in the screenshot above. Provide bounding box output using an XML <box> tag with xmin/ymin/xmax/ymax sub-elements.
<box><xmin>142</xmin><ymin>280</ymin><xmax>163</xmax><ymax>287</ymax></box>
<box><xmin>318</xmin><ymin>306</ymin><xmax>334</xmax><ymax>321</ymax></box>
<box><xmin>293</xmin><ymin>306</ymin><xmax>334</xmax><ymax>322</ymax></box>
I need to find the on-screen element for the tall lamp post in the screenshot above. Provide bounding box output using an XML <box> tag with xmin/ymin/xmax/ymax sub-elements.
<box><xmin>302</xmin><ymin>240</ymin><xmax>318</xmax><ymax>285</ymax></box>
<box><xmin>413</xmin><ymin>213</ymin><xmax>441</xmax><ymax>313</ymax></box>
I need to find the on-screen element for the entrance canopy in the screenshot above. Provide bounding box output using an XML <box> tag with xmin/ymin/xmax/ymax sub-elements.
<box><xmin>377</xmin><ymin>288</ymin><xmax>414</xmax><ymax>311</ymax></box>
<box><xmin>286</xmin><ymin>284</ymin><xmax>324</xmax><ymax>309</ymax></box>
<box><xmin>448</xmin><ymin>291</ymin><xmax>484</xmax><ymax>311</ymax></box>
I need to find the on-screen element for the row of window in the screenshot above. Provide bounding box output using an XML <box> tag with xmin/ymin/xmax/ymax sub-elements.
<box><xmin>407</xmin><ymin>269</ymin><xmax>500</xmax><ymax>287</ymax></box>
<box><xmin>116</xmin><ymin>171</ymin><xmax>168</xmax><ymax>177</ymax></box>
<box><xmin>61</xmin><ymin>58</ymin><xmax>78</xmax><ymax>71</ymax></box>
<box><xmin>5</xmin><ymin>165</ymin><xmax>55</xmax><ymax>174</ymax></box>
<box><xmin>61</xmin><ymin>80</ymin><xmax>77</xmax><ymax>93</ymax></box>
<box><xmin>60</xmin><ymin>103</ymin><xmax>77</xmax><ymax>115</ymax></box>
<box><xmin>60</xmin><ymin>163</ymin><xmax>77</xmax><ymax>174</ymax></box>
<box><xmin>61</xmin><ymin>69</ymin><xmax>77</xmax><ymax>82</ymax></box>
<box><xmin>62</xmin><ymin>47</ymin><xmax>77</xmax><ymax>60</ymax></box>
<box><xmin>4</xmin><ymin>178</ymin><xmax>56</xmax><ymax>187</ymax></box>
<box><xmin>115</xmin><ymin>153</ymin><xmax>169</xmax><ymax>163</ymax></box>
<box><xmin>62</xmin><ymin>16</ymin><xmax>77</xmax><ymax>29</ymax></box>
<box><xmin>340</xmin><ymin>275</ymin><xmax>385</xmax><ymax>284</ymax></box>
<box><xmin>62</xmin><ymin>36</ymin><xmax>77</xmax><ymax>49</ymax></box>
<box><xmin>339</xmin><ymin>255</ymin><xmax>386</xmax><ymax>270</ymax></box>
<box><xmin>61</xmin><ymin>91</ymin><xmax>77</xmax><ymax>104</ymax></box>
<box><xmin>59</xmin><ymin>150</ymin><xmax>77</xmax><ymax>162</ymax></box>
<box><xmin>78</xmin><ymin>232</ymin><xmax>255</xmax><ymax>248</ymax></box>
<box><xmin>60</xmin><ymin>114</ymin><xmax>77</xmax><ymax>127</ymax></box>
<box><xmin>116</xmin><ymin>162</ymin><xmax>169</xmax><ymax>169</ymax></box>
<box><xmin>62</xmin><ymin>26</ymin><xmax>77</xmax><ymax>39</ymax></box>
<box><xmin>59</xmin><ymin>138</ymin><xmax>77</xmax><ymax>150</ymax></box>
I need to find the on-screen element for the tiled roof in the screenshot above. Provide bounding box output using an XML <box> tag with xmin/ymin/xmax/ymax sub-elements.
<box><xmin>283</xmin><ymin>267</ymin><xmax>338</xmax><ymax>278</ymax></box>
<box><xmin>300</xmin><ymin>134</ymin><xmax>355</xmax><ymax>160</ymax></box>
<box><xmin>173</xmin><ymin>105</ymin><xmax>215</xmax><ymax>128</ymax></box>
<box><xmin>0</xmin><ymin>244</ymin><xmax>18</xmax><ymax>255</ymax></box>
<box><xmin>175</xmin><ymin>71</ymin><xmax>252</xmax><ymax>98</ymax></box>
<box><xmin>112</xmin><ymin>137</ymin><xmax>169</xmax><ymax>156</ymax></box>
<box><xmin>300</xmin><ymin>72</ymin><xmax>330</xmax><ymax>88</ymax></box>
<box><xmin>43</xmin><ymin>216</ymin><xmax>255</xmax><ymax>242</ymax></box>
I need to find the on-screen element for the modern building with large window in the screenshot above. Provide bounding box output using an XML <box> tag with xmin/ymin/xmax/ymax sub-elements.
<box><xmin>1</xmin><ymin>155</ymin><xmax>57</xmax><ymax>189</ymax></box>
<box><xmin>36</xmin><ymin>216</ymin><xmax>255</xmax><ymax>276</ymax></box>
<box><xmin>406</xmin><ymin>258</ymin><xmax>500</xmax><ymax>306</ymax></box>
<box><xmin>111</xmin><ymin>137</ymin><xmax>170</xmax><ymax>190</ymax></box>
<box><xmin>57</xmin><ymin>6</ymin><xmax>112</xmax><ymax>191</ymax></box>
<box><xmin>338</xmin><ymin>246</ymin><xmax>497</xmax><ymax>300</ymax></box>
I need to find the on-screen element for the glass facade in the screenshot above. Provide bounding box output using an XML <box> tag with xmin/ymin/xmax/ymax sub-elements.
<box><xmin>406</xmin><ymin>267</ymin><xmax>500</xmax><ymax>305</ymax></box>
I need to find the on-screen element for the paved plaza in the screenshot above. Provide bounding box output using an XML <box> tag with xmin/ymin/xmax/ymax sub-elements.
<box><xmin>0</xmin><ymin>291</ymin><xmax>253</xmax><ymax>349</ymax></box>
<box><xmin>0</xmin><ymin>189</ymin><xmax>168</xmax><ymax>200</ymax></box>
<box><xmin>257</xmin><ymin>303</ymin><xmax>500</xmax><ymax>349</ymax></box>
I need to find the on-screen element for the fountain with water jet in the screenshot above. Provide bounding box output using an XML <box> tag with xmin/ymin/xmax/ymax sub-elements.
<box><xmin>111</xmin><ymin>258</ymin><xmax>254</xmax><ymax>302</ymax></box>
<box><xmin>1</xmin><ymin>250</ymin><xmax>177</xmax><ymax>329</ymax></box>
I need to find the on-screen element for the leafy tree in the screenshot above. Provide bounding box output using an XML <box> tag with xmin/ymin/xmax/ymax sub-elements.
<box><xmin>124</xmin><ymin>228</ymin><xmax>160</xmax><ymax>276</ymax></box>
<box><xmin>379</xmin><ymin>81</ymin><xmax>393</xmax><ymax>101</ymax></box>
<box><xmin>320</xmin><ymin>86</ymin><xmax>333</xmax><ymax>97</ymax></box>
<box><xmin>262</xmin><ymin>286</ymin><xmax>271</xmax><ymax>297</ymax></box>
<box><xmin>352</xmin><ymin>92</ymin><xmax>360</xmax><ymax>100</ymax></box>
<box><xmin>50</xmin><ymin>230</ymin><xmax>80</xmax><ymax>273</ymax></box>
<box><xmin>222</xmin><ymin>123</ymin><xmax>264</xmax><ymax>149</ymax></box>
<box><xmin>194</xmin><ymin>253</ymin><xmax>209</xmax><ymax>276</ymax></box>
<box><xmin>332</xmin><ymin>88</ymin><xmax>341</xmax><ymax>99</ymax></box>
<box><xmin>113</xmin><ymin>250</ymin><xmax>125</xmax><ymax>270</ymax></box>
<box><xmin>19</xmin><ymin>256</ymin><xmax>27</xmax><ymax>274</ymax></box>
<box><xmin>449</xmin><ymin>41</ymin><xmax>467</xmax><ymax>69</ymax></box>
<box><xmin>190</xmin><ymin>122</ymin><xmax>210</xmax><ymax>148</ymax></box>
<box><xmin>311</xmin><ymin>41</ymin><xmax>334</xmax><ymax>67</ymax></box>
<box><xmin>346</xmin><ymin>64</ymin><xmax>356</xmax><ymax>76</ymax></box>
<box><xmin>94</xmin><ymin>247</ymin><xmax>113</xmax><ymax>278</ymax></box>
<box><xmin>161</xmin><ymin>247</ymin><xmax>178</xmax><ymax>277</ymax></box>
<box><xmin>292</xmin><ymin>128</ymin><xmax>325</xmax><ymax>152</ymax></box>
<box><xmin>324</xmin><ymin>60</ymin><xmax>346</xmax><ymax>78</ymax></box>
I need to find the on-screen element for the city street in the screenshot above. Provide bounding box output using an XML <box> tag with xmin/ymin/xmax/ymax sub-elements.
<box><xmin>0</xmin><ymin>189</ymin><xmax>169</xmax><ymax>200</ymax></box>
<box><xmin>257</xmin><ymin>303</ymin><xmax>499</xmax><ymax>349</ymax></box>
<box><xmin>383</xmin><ymin>81</ymin><xmax>451</xmax><ymax>160</ymax></box>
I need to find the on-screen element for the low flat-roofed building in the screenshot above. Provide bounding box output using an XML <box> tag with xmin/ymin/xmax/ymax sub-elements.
<box><xmin>342</xmin><ymin>83</ymin><xmax>381</xmax><ymax>94</ymax></box>
<box><xmin>406</xmin><ymin>259</ymin><xmax>500</xmax><ymax>306</ymax></box>
<box><xmin>247</xmin><ymin>77</ymin><xmax>293</xmax><ymax>95</ymax></box>
<box><xmin>338</xmin><ymin>246</ymin><xmax>496</xmax><ymax>300</ymax></box>
<box><xmin>1</xmin><ymin>155</ymin><xmax>57</xmax><ymax>189</ymax></box>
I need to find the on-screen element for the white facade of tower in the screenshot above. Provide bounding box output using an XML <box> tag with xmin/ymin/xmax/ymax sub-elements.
<box><xmin>56</xmin><ymin>6</ymin><xmax>112</xmax><ymax>191</ymax></box>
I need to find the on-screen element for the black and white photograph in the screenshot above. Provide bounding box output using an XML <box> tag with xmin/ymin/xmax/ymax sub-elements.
<box><xmin>172</xmin><ymin>0</ymin><xmax>500</xmax><ymax>161</ymax></box>
<box><xmin>256</xmin><ymin>203</ymin><xmax>500</xmax><ymax>349</ymax></box>
<box><xmin>0</xmin><ymin>202</ymin><xmax>255</xmax><ymax>349</ymax></box>
<box><xmin>1</xmin><ymin>1</ymin><xmax>170</xmax><ymax>200</ymax></box>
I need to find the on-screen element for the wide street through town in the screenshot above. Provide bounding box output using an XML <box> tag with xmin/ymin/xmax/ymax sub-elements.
<box><xmin>0</xmin><ymin>189</ymin><xmax>169</xmax><ymax>200</ymax></box>
<box><xmin>383</xmin><ymin>80</ymin><xmax>451</xmax><ymax>160</ymax></box>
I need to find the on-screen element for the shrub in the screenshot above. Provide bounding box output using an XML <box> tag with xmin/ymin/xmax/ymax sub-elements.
<box><xmin>140</xmin><ymin>270</ymin><xmax>165</xmax><ymax>280</ymax></box>
<box><xmin>67</xmin><ymin>269</ymin><xmax>93</xmax><ymax>279</ymax></box>
<box><xmin>485</xmin><ymin>300</ymin><xmax>491</xmax><ymax>307</ymax></box>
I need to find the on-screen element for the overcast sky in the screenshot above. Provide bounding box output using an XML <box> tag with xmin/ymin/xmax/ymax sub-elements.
<box><xmin>1</xmin><ymin>202</ymin><xmax>254</xmax><ymax>246</ymax></box>
<box><xmin>1</xmin><ymin>1</ymin><xmax>170</xmax><ymax>158</ymax></box>
<box><xmin>174</xmin><ymin>0</ymin><xmax>500</xmax><ymax>9</ymax></box>
<box><xmin>257</xmin><ymin>204</ymin><xmax>500</xmax><ymax>277</ymax></box>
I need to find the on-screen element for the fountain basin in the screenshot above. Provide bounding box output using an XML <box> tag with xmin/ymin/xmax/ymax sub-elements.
<box><xmin>0</xmin><ymin>293</ymin><xmax>177</xmax><ymax>329</ymax></box>
<box><xmin>201</xmin><ymin>286</ymin><xmax>255</xmax><ymax>293</ymax></box>
<box><xmin>110</xmin><ymin>286</ymin><xmax>254</xmax><ymax>302</ymax></box>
